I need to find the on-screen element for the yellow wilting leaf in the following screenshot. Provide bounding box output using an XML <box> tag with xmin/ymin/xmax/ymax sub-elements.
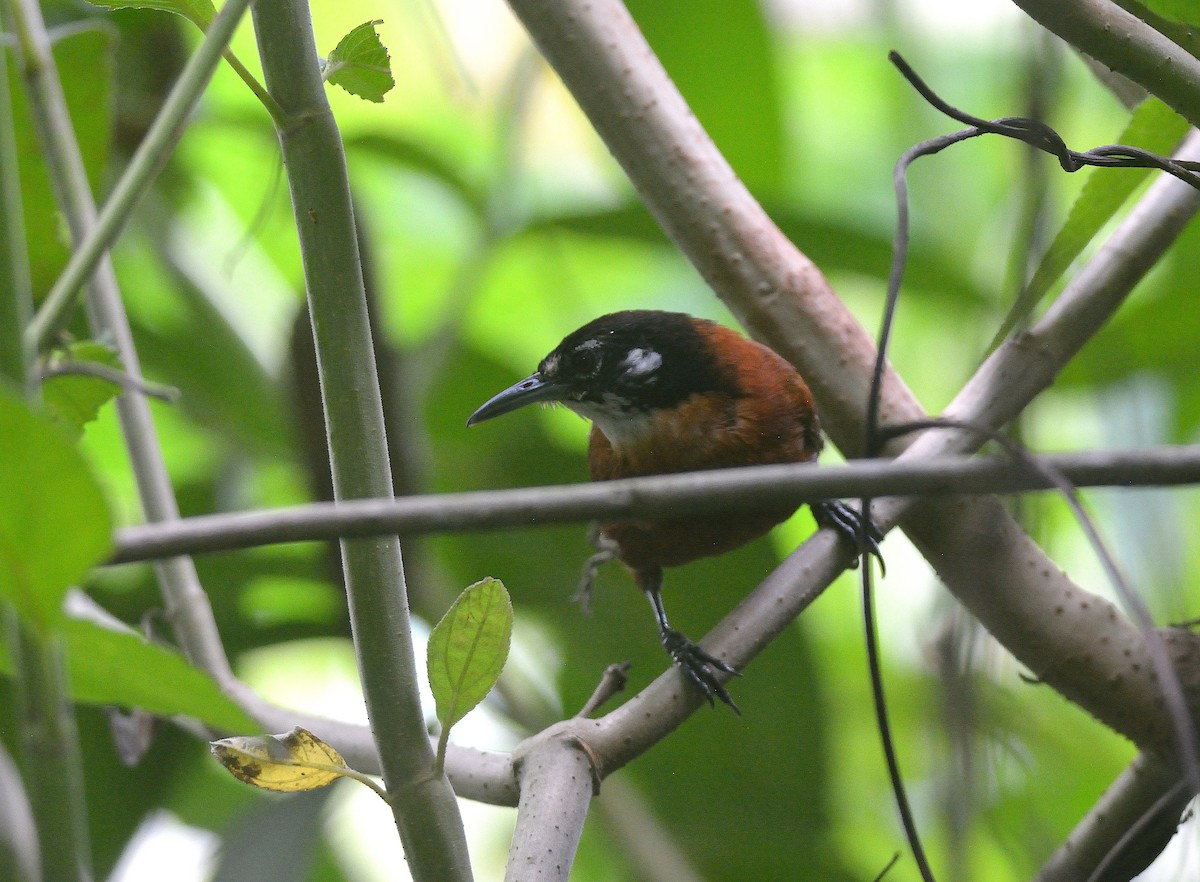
<box><xmin>210</xmin><ymin>727</ymin><xmax>387</xmax><ymax>801</ymax></box>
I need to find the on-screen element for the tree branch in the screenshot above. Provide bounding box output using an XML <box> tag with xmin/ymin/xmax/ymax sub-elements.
<box><xmin>25</xmin><ymin>0</ymin><xmax>258</xmax><ymax>350</ymax></box>
<box><xmin>885</xmin><ymin>131</ymin><xmax>1200</xmax><ymax>755</ymax></box>
<box><xmin>1035</xmin><ymin>753</ymin><xmax>1189</xmax><ymax>882</ymax></box>
<box><xmin>110</xmin><ymin>444</ymin><xmax>1200</xmax><ymax>563</ymax></box>
<box><xmin>504</xmin><ymin>0</ymin><xmax>1200</xmax><ymax>755</ymax></box>
<box><xmin>249</xmin><ymin>1</ymin><xmax>471</xmax><ymax>877</ymax></box>
<box><xmin>1009</xmin><ymin>0</ymin><xmax>1200</xmax><ymax>130</ymax></box>
<box><xmin>504</xmin><ymin>732</ymin><xmax>596</xmax><ymax>881</ymax></box>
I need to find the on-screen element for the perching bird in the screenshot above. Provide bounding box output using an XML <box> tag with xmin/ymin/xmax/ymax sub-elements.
<box><xmin>467</xmin><ymin>309</ymin><xmax>880</xmax><ymax>710</ymax></box>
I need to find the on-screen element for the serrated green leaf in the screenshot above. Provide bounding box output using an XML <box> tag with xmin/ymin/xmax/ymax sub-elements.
<box><xmin>0</xmin><ymin>391</ymin><xmax>111</xmax><ymax>633</ymax></box>
<box><xmin>427</xmin><ymin>577</ymin><xmax>512</xmax><ymax>769</ymax></box>
<box><xmin>42</xmin><ymin>341</ymin><xmax>122</xmax><ymax>441</ymax></box>
<box><xmin>325</xmin><ymin>20</ymin><xmax>394</xmax><ymax>103</ymax></box>
<box><xmin>83</xmin><ymin>0</ymin><xmax>215</xmax><ymax>30</ymax></box>
<box><xmin>992</xmin><ymin>98</ymin><xmax>1189</xmax><ymax>346</ymax></box>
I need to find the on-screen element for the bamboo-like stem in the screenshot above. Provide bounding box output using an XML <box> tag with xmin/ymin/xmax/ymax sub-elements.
<box><xmin>248</xmin><ymin>0</ymin><xmax>471</xmax><ymax>877</ymax></box>
<box><xmin>109</xmin><ymin>444</ymin><xmax>1200</xmax><ymax>563</ymax></box>
<box><xmin>1</xmin><ymin>9</ymin><xmax>90</xmax><ymax>878</ymax></box>
<box><xmin>0</xmin><ymin>4</ymin><xmax>31</xmax><ymax>392</ymax></box>
<box><xmin>9</xmin><ymin>626</ymin><xmax>94</xmax><ymax>882</ymax></box>
<box><xmin>9</xmin><ymin>0</ymin><xmax>236</xmax><ymax>687</ymax></box>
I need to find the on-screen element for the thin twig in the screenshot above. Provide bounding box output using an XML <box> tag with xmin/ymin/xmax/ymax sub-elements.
<box><xmin>888</xmin><ymin>52</ymin><xmax>1200</xmax><ymax>189</ymax></box>
<box><xmin>26</xmin><ymin>0</ymin><xmax>260</xmax><ymax>351</ymax></box>
<box><xmin>575</xmin><ymin>663</ymin><xmax>632</xmax><ymax>718</ymax></box>
<box><xmin>41</xmin><ymin>361</ymin><xmax>180</xmax><ymax>403</ymax></box>
<box><xmin>110</xmin><ymin>445</ymin><xmax>1200</xmax><ymax>563</ymax></box>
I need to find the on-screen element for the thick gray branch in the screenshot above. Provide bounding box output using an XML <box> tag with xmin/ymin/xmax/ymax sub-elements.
<box><xmin>1009</xmin><ymin>0</ymin><xmax>1200</xmax><ymax>129</ymax></box>
<box><xmin>1035</xmin><ymin>753</ymin><xmax>1189</xmax><ymax>882</ymax></box>
<box><xmin>504</xmin><ymin>732</ymin><xmax>596</xmax><ymax>882</ymax></box>
<box><xmin>505</xmin><ymin>0</ymin><xmax>1200</xmax><ymax>757</ymax></box>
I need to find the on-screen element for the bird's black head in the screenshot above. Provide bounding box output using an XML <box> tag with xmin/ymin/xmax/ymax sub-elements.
<box><xmin>467</xmin><ymin>310</ymin><xmax>736</xmax><ymax>442</ymax></box>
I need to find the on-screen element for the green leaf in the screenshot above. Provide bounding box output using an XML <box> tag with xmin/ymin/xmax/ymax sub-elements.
<box><xmin>427</xmin><ymin>577</ymin><xmax>512</xmax><ymax>770</ymax></box>
<box><xmin>992</xmin><ymin>98</ymin><xmax>1189</xmax><ymax>345</ymax></box>
<box><xmin>324</xmin><ymin>21</ymin><xmax>394</xmax><ymax>104</ymax></box>
<box><xmin>626</xmin><ymin>0</ymin><xmax>784</xmax><ymax>192</ymax></box>
<box><xmin>61</xmin><ymin>617</ymin><xmax>256</xmax><ymax>731</ymax></box>
<box><xmin>1139</xmin><ymin>0</ymin><xmax>1200</xmax><ymax>26</ymax></box>
<box><xmin>0</xmin><ymin>391</ymin><xmax>111</xmax><ymax>633</ymax></box>
<box><xmin>41</xmin><ymin>341</ymin><xmax>122</xmax><ymax>441</ymax></box>
<box><xmin>83</xmin><ymin>0</ymin><xmax>215</xmax><ymax>30</ymax></box>
<box><xmin>0</xmin><ymin>611</ymin><xmax>254</xmax><ymax>732</ymax></box>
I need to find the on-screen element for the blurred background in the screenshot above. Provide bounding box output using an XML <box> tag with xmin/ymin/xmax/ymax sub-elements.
<box><xmin>14</xmin><ymin>0</ymin><xmax>1200</xmax><ymax>878</ymax></box>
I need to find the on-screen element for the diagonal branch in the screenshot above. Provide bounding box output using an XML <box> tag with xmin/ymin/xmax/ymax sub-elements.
<box><xmin>1009</xmin><ymin>0</ymin><xmax>1200</xmax><ymax>130</ymax></box>
<box><xmin>504</xmin><ymin>0</ymin><xmax>1200</xmax><ymax>759</ymax></box>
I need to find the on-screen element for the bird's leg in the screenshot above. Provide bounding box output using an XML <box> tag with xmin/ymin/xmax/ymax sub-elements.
<box><xmin>573</xmin><ymin>523</ymin><xmax>619</xmax><ymax>615</ymax></box>
<box><xmin>640</xmin><ymin>567</ymin><xmax>741</xmax><ymax>713</ymax></box>
<box><xmin>812</xmin><ymin>500</ymin><xmax>886</xmax><ymax>574</ymax></box>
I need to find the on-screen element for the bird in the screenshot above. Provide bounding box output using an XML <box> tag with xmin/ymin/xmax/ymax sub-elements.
<box><xmin>467</xmin><ymin>309</ymin><xmax>881</xmax><ymax>711</ymax></box>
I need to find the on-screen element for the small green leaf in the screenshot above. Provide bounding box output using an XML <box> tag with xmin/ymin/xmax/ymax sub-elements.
<box><xmin>992</xmin><ymin>98</ymin><xmax>1189</xmax><ymax>346</ymax></box>
<box><xmin>0</xmin><ymin>391</ymin><xmax>111</xmax><ymax>633</ymax></box>
<box><xmin>41</xmin><ymin>341</ymin><xmax>122</xmax><ymax>441</ymax></box>
<box><xmin>324</xmin><ymin>21</ymin><xmax>394</xmax><ymax>103</ymax></box>
<box><xmin>427</xmin><ymin>577</ymin><xmax>512</xmax><ymax>770</ymax></box>
<box><xmin>82</xmin><ymin>0</ymin><xmax>215</xmax><ymax>30</ymax></box>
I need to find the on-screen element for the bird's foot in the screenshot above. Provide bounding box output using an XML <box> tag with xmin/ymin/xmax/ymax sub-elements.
<box><xmin>812</xmin><ymin>499</ymin><xmax>886</xmax><ymax>574</ymax></box>
<box><xmin>573</xmin><ymin>524</ymin><xmax>619</xmax><ymax>615</ymax></box>
<box><xmin>660</xmin><ymin>628</ymin><xmax>741</xmax><ymax>714</ymax></box>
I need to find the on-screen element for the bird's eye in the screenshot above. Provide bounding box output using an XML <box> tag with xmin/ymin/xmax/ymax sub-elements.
<box><xmin>568</xmin><ymin>345</ymin><xmax>602</xmax><ymax>376</ymax></box>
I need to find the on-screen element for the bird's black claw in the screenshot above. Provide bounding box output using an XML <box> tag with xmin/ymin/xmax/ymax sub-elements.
<box><xmin>812</xmin><ymin>499</ymin><xmax>886</xmax><ymax>575</ymax></box>
<box><xmin>660</xmin><ymin>628</ymin><xmax>741</xmax><ymax>714</ymax></box>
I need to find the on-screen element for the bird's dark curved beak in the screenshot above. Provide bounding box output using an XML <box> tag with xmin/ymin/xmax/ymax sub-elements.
<box><xmin>466</xmin><ymin>373</ymin><xmax>567</xmax><ymax>427</ymax></box>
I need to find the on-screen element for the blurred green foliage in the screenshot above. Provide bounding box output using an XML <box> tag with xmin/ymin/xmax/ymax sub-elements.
<box><xmin>4</xmin><ymin>0</ymin><xmax>1197</xmax><ymax>879</ymax></box>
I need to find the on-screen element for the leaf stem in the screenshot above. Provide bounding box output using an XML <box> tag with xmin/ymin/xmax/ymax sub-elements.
<box><xmin>221</xmin><ymin>48</ymin><xmax>285</xmax><ymax>124</ymax></box>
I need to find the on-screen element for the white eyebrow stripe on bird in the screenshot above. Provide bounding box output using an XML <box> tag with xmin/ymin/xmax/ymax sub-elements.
<box><xmin>621</xmin><ymin>348</ymin><xmax>662</xmax><ymax>377</ymax></box>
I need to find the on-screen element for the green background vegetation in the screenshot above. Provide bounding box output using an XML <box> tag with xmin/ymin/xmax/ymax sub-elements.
<box><xmin>4</xmin><ymin>0</ymin><xmax>1199</xmax><ymax>878</ymax></box>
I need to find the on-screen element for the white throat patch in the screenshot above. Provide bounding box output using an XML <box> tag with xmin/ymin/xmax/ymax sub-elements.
<box><xmin>564</xmin><ymin>396</ymin><xmax>656</xmax><ymax>448</ymax></box>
